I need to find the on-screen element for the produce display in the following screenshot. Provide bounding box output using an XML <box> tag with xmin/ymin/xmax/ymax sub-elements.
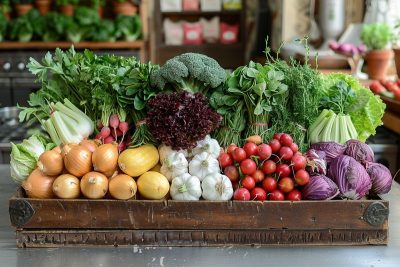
<box><xmin>11</xmin><ymin>45</ymin><xmax>393</xmax><ymax>202</ymax></box>
<box><xmin>369</xmin><ymin>80</ymin><xmax>400</xmax><ymax>101</ymax></box>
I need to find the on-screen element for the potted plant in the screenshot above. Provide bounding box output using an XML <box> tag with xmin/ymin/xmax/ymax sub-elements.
<box><xmin>0</xmin><ymin>12</ymin><xmax>7</xmax><ymax>40</ymax></box>
<box><xmin>361</xmin><ymin>23</ymin><xmax>394</xmax><ymax>80</ymax></box>
<box><xmin>56</xmin><ymin>0</ymin><xmax>78</xmax><ymax>16</ymax></box>
<box><xmin>0</xmin><ymin>0</ymin><xmax>11</xmax><ymax>20</ymax></box>
<box><xmin>12</xmin><ymin>0</ymin><xmax>33</xmax><ymax>17</ymax></box>
<box><xmin>91</xmin><ymin>0</ymin><xmax>105</xmax><ymax>18</ymax></box>
<box><xmin>35</xmin><ymin>0</ymin><xmax>52</xmax><ymax>15</ymax></box>
<box><xmin>113</xmin><ymin>0</ymin><xmax>138</xmax><ymax>16</ymax></box>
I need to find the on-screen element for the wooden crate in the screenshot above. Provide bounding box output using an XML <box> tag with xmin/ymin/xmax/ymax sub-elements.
<box><xmin>9</xmin><ymin>188</ymin><xmax>389</xmax><ymax>247</ymax></box>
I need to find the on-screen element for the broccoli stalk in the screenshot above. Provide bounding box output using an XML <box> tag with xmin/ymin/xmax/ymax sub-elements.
<box><xmin>150</xmin><ymin>53</ymin><xmax>227</xmax><ymax>96</ymax></box>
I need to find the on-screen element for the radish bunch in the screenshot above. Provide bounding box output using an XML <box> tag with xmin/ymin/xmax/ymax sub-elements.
<box><xmin>95</xmin><ymin>114</ymin><xmax>130</xmax><ymax>152</ymax></box>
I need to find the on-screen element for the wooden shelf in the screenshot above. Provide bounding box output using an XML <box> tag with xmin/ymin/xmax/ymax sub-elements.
<box><xmin>161</xmin><ymin>10</ymin><xmax>242</xmax><ymax>16</ymax></box>
<box><xmin>0</xmin><ymin>41</ymin><xmax>145</xmax><ymax>50</ymax></box>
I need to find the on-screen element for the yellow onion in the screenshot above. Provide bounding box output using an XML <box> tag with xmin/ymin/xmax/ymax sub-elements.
<box><xmin>103</xmin><ymin>167</ymin><xmax>119</xmax><ymax>178</ymax></box>
<box><xmin>80</xmin><ymin>172</ymin><xmax>108</xmax><ymax>199</ymax></box>
<box><xmin>63</xmin><ymin>144</ymin><xmax>92</xmax><ymax>177</ymax></box>
<box><xmin>52</xmin><ymin>146</ymin><xmax>62</xmax><ymax>154</ymax></box>
<box><xmin>109</xmin><ymin>174</ymin><xmax>137</xmax><ymax>200</ymax></box>
<box><xmin>80</xmin><ymin>139</ymin><xmax>100</xmax><ymax>153</ymax></box>
<box><xmin>53</xmin><ymin>174</ymin><xmax>80</xmax><ymax>199</ymax></box>
<box><xmin>92</xmin><ymin>143</ymin><xmax>118</xmax><ymax>174</ymax></box>
<box><xmin>38</xmin><ymin>150</ymin><xmax>64</xmax><ymax>176</ymax></box>
<box><xmin>22</xmin><ymin>168</ymin><xmax>56</xmax><ymax>199</ymax></box>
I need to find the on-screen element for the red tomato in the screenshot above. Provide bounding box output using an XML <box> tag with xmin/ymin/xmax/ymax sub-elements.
<box><xmin>233</xmin><ymin>188</ymin><xmax>251</xmax><ymax>201</ymax></box>
<box><xmin>240</xmin><ymin>159</ymin><xmax>257</xmax><ymax>175</ymax></box>
<box><xmin>291</xmin><ymin>155</ymin><xmax>307</xmax><ymax>171</ymax></box>
<box><xmin>257</xmin><ymin>144</ymin><xmax>272</xmax><ymax>160</ymax></box>
<box><xmin>268</xmin><ymin>139</ymin><xmax>281</xmax><ymax>153</ymax></box>
<box><xmin>279</xmin><ymin>146</ymin><xmax>293</xmax><ymax>160</ymax></box>
<box><xmin>218</xmin><ymin>153</ymin><xmax>233</xmax><ymax>169</ymax></box>
<box><xmin>243</xmin><ymin>142</ymin><xmax>258</xmax><ymax>157</ymax></box>
<box><xmin>262</xmin><ymin>160</ymin><xmax>276</xmax><ymax>175</ymax></box>
<box><xmin>369</xmin><ymin>81</ymin><xmax>386</xmax><ymax>94</ymax></box>
<box><xmin>290</xmin><ymin>143</ymin><xmax>299</xmax><ymax>153</ymax></box>
<box><xmin>279</xmin><ymin>133</ymin><xmax>293</xmax><ymax>147</ymax></box>
<box><xmin>232</xmin><ymin>147</ymin><xmax>247</xmax><ymax>162</ymax></box>
<box><xmin>262</xmin><ymin>177</ymin><xmax>277</xmax><ymax>192</ymax></box>
<box><xmin>269</xmin><ymin>189</ymin><xmax>285</xmax><ymax>201</ymax></box>
<box><xmin>241</xmin><ymin>176</ymin><xmax>256</xmax><ymax>190</ymax></box>
<box><xmin>294</xmin><ymin>169</ymin><xmax>310</xmax><ymax>186</ymax></box>
<box><xmin>224</xmin><ymin>166</ymin><xmax>239</xmax><ymax>182</ymax></box>
<box><xmin>276</xmin><ymin>164</ymin><xmax>291</xmax><ymax>177</ymax></box>
<box><xmin>278</xmin><ymin>177</ymin><xmax>294</xmax><ymax>193</ymax></box>
<box><xmin>286</xmin><ymin>189</ymin><xmax>302</xmax><ymax>201</ymax></box>
<box><xmin>227</xmin><ymin>144</ymin><xmax>238</xmax><ymax>155</ymax></box>
<box><xmin>250</xmin><ymin>187</ymin><xmax>267</xmax><ymax>201</ymax></box>
<box><xmin>273</xmin><ymin>133</ymin><xmax>283</xmax><ymax>140</ymax></box>
<box><xmin>252</xmin><ymin>169</ymin><xmax>265</xmax><ymax>183</ymax></box>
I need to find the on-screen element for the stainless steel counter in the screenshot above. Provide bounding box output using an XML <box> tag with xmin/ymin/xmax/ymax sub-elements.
<box><xmin>1</xmin><ymin>164</ymin><xmax>399</xmax><ymax>267</ymax></box>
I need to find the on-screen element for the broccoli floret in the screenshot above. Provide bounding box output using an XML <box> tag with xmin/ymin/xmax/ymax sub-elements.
<box><xmin>150</xmin><ymin>53</ymin><xmax>226</xmax><ymax>95</ymax></box>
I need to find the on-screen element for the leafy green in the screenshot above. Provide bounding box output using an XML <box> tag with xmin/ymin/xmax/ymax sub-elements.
<box><xmin>42</xmin><ymin>12</ymin><xmax>68</xmax><ymax>41</ymax></box>
<box><xmin>115</xmin><ymin>14</ymin><xmax>142</xmax><ymax>41</ymax></box>
<box><xmin>0</xmin><ymin>12</ymin><xmax>7</xmax><ymax>42</ymax></box>
<box><xmin>10</xmin><ymin>13</ymin><xmax>33</xmax><ymax>42</ymax></box>
<box><xmin>74</xmin><ymin>6</ymin><xmax>100</xmax><ymax>26</ymax></box>
<box><xmin>361</xmin><ymin>23</ymin><xmax>393</xmax><ymax>50</ymax></box>
<box><xmin>90</xmin><ymin>19</ymin><xmax>115</xmax><ymax>42</ymax></box>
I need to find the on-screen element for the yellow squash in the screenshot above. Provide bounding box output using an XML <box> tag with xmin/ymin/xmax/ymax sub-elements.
<box><xmin>118</xmin><ymin>144</ymin><xmax>159</xmax><ymax>177</ymax></box>
<box><xmin>137</xmin><ymin>171</ymin><xmax>170</xmax><ymax>200</ymax></box>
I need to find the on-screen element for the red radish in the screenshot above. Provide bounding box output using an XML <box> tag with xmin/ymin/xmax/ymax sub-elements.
<box><xmin>262</xmin><ymin>177</ymin><xmax>277</xmax><ymax>192</ymax></box>
<box><xmin>111</xmin><ymin>128</ymin><xmax>123</xmax><ymax>138</ymax></box>
<box><xmin>226</xmin><ymin>144</ymin><xmax>237</xmax><ymax>155</ymax></box>
<box><xmin>369</xmin><ymin>81</ymin><xmax>386</xmax><ymax>94</ymax></box>
<box><xmin>243</xmin><ymin>142</ymin><xmax>258</xmax><ymax>157</ymax></box>
<box><xmin>278</xmin><ymin>177</ymin><xmax>294</xmax><ymax>193</ymax></box>
<box><xmin>97</xmin><ymin>121</ymin><xmax>104</xmax><ymax>130</ymax></box>
<box><xmin>241</xmin><ymin>176</ymin><xmax>256</xmax><ymax>190</ymax></box>
<box><xmin>233</xmin><ymin>188</ymin><xmax>251</xmax><ymax>201</ymax></box>
<box><xmin>240</xmin><ymin>159</ymin><xmax>257</xmax><ymax>175</ymax></box>
<box><xmin>286</xmin><ymin>189</ymin><xmax>302</xmax><ymax>201</ymax></box>
<box><xmin>262</xmin><ymin>160</ymin><xmax>276</xmax><ymax>175</ymax></box>
<box><xmin>94</xmin><ymin>133</ymin><xmax>103</xmax><ymax>141</ymax></box>
<box><xmin>290</xmin><ymin>143</ymin><xmax>299</xmax><ymax>153</ymax></box>
<box><xmin>118</xmin><ymin>121</ymin><xmax>129</xmax><ymax>140</ymax></box>
<box><xmin>257</xmin><ymin>144</ymin><xmax>272</xmax><ymax>160</ymax></box>
<box><xmin>100</xmin><ymin>126</ymin><xmax>111</xmax><ymax>138</ymax></box>
<box><xmin>269</xmin><ymin>189</ymin><xmax>285</xmax><ymax>201</ymax></box>
<box><xmin>268</xmin><ymin>139</ymin><xmax>281</xmax><ymax>153</ymax></box>
<box><xmin>279</xmin><ymin>133</ymin><xmax>293</xmax><ymax>147</ymax></box>
<box><xmin>276</xmin><ymin>164</ymin><xmax>291</xmax><ymax>177</ymax></box>
<box><xmin>252</xmin><ymin>170</ymin><xmax>265</xmax><ymax>183</ymax></box>
<box><xmin>104</xmin><ymin>136</ymin><xmax>115</xmax><ymax>144</ymax></box>
<box><xmin>294</xmin><ymin>169</ymin><xmax>310</xmax><ymax>186</ymax></box>
<box><xmin>273</xmin><ymin>133</ymin><xmax>283</xmax><ymax>140</ymax></box>
<box><xmin>279</xmin><ymin>146</ymin><xmax>293</xmax><ymax>160</ymax></box>
<box><xmin>117</xmin><ymin>140</ymin><xmax>127</xmax><ymax>152</ymax></box>
<box><xmin>109</xmin><ymin>114</ymin><xmax>120</xmax><ymax>138</ymax></box>
<box><xmin>291</xmin><ymin>155</ymin><xmax>307</xmax><ymax>171</ymax></box>
<box><xmin>250</xmin><ymin>187</ymin><xmax>267</xmax><ymax>201</ymax></box>
<box><xmin>224</xmin><ymin>166</ymin><xmax>239</xmax><ymax>182</ymax></box>
<box><xmin>232</xmin><ymin>181</ymin><xmax>239</xmax><ymax>191</ymax></box>
<box><xmin>232</xmin><ymin>147</ymin><xmax>247</xmax><ymax>162</ymax></box>
<box><xmin>219</xmin><ymin>153</ymin><xmax>233</xmax><ymax>169</ymax></box>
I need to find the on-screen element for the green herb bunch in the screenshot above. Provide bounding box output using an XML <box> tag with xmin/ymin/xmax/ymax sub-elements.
<box><xmin>361</xmin><ymin>23</ymin><xmax>393</xmax><ymax>50</ymax></box>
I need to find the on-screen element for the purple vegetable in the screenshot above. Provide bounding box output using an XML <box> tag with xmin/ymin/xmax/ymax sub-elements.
<box><xmin>328</xmin><ymin>155</ymin><xmax>372</xmax><ymax>200</ymax></box>
<box><xmin>329</xmin><ymin>41</ymin><xmax>340</xmax><ymax>51</ymax></box>
<box><xmin>339</xmin><ymin>43</ymin><xmax>353</xmax><ymax>54</ymax></box>
<box><xmin>345</xmin><ymin>139</ymin><xmax>374</xmax><ymax>164</ymax></box>
<box><xmin>305</xmin><ymin>149</ymin><xmax>327</xmax><ymax>175</ymax></box>
<box><xmin>302</xmin><ymin>175</ymin><xmax>340</xmax><ymax>200</ymax></box>
<box><xmin>357</xmin><ymin>44</ymin><xmax>367</xmax><ymax>53</ymax></box>
<box><xmin>310</xmin><ymin>142</ymin><xmax>346</xmax><ymax>164</ymax></box>
<box><xmin>365</xmin><ymin>162</ymin><xmax>392</xmax><ymax>194</ymax></box>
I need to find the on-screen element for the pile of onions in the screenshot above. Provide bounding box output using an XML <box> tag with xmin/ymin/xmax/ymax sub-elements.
<box><xmin>109</xmin><ymin>174</ymin><xmax>137</xmax><ymax>200</ymax></box>
<box><xmin>22</xmin><ymin>168</ymin><xmax>55</xmax><ymax>199</ymax></box>
<box><xmin>80</xmin><ymin>139</ymin><xmax>100</xmax><ymax>153</ymax></box>
<box><xmin>80</xmin><ymin>172</ymin><xmax>108</xmax><ymax>199</ymax></box>
<box><xmin>53</xmin><ymin>174</ymin><xmax>81</xmax><ymax>199</ymax></box>
<box><xmin>92</xmin><ymin>143</ymin><xmax>118</xmax><ymax>175</ymax></box>
<box><xmin>63</xmin><ymin>144</ymin><xmax>92</xmax><ymax>177</ymax></box>
<box><xmin>38</xmin><ymin>150</ymin><xmax>64</xmax><ymax>176</ymax></box>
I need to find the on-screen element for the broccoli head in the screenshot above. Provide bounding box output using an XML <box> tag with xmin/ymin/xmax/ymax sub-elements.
<box><xmin>150</xmin><ymin>53</ymin><xmax>227</xmax><ymax>95</ymax></box>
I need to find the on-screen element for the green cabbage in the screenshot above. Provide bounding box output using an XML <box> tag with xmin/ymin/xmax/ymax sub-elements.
<box><xmin>10</xmin><ymin>134</ymin><xmax>55</xmax><ymax>183</ymax></box>
<box><xmin>320</xmin><ymin>73</ymin><xmax>386</xmax><ymax>141</ymax></box>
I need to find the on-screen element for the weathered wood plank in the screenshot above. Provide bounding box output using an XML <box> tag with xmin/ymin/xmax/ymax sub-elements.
<box><xmin>15</xmin><ymin>229</ymin><xmax>388</xmax><ymax>247</ymax></box>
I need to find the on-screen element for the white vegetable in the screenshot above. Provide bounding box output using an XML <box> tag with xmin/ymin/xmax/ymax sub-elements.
<box><xmin>201</xmin><ymin>173</ymin><xmax>233</xmax><ymax>201</ymax></box>
<box><xmin>160</xmin><ymin>152</ymin><xmax>188</xmax><ymax>182</ymax></box>
<box><xmin>189</xmin><ymin>152</ymin><xmax>220</xmax><ymax>181</ymax></box>
<box><xmin>192</xmin><ymin>135</ymin><xmax>221</xmax><ymax>158</ymax></box>
<box><xmin>158</xmin><ymin>144</ymin><xmax>189</xmax><ymax>164</ymax></box>
<box><xmin>170</xmin><ymin>173</ymin><xmax>202</xmax><ymax>200</ymax></box>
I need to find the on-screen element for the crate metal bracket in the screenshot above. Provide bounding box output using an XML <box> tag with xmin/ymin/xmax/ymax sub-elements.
<box><xmin>363</xmin><ymin>201</ymin><xmax>389</xmax><ymax>226</ymax></box>
<box><xmin>9</xmin><ymin>199</ymin><xmax>35</xmax><ymax>227</ymax></box>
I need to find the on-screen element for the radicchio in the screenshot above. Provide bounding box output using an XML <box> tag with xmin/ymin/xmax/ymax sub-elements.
<box><xmin>345</xmin><ymin>139</ymin><xmax>374</xmax><ymax>164</ymax></box>
<box><xmin>310</xmin><ymin>142</ymin><xmax>346</xmax><ymax>164</ymax></box>
<box><xmin>328</xmin><ymin>155</ymin><xmax>372</xmax><ymax>200</ymax></box>
<box><xmin>305</xmin><ymin>149</ymin><xmax>327</xmax><ymax>175</ymax></box>
<box><xmin>365</xmin><ymin>162</ymin><xmax>392</xmax><ymax>194</ymax></box>
<box><xmin>302</xmin><ymin>175</ymin><xmax>340</xmax><ymax>200</ymax></box>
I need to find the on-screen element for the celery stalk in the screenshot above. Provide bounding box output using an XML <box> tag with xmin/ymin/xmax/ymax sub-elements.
<box><xmin>330</xmin><ymin>114</ymin><xmax>341</xmax><ymax>143</ymax></box>
<box><xmin>308</xmin><ymin>109</ymin><xmax>331</xmax><ymax>134</ymax></box>
<box><xmin>309</xmin><ymin>113</ymin><xmax>332</xmax><ymax>144</ymax></box>
<box><xmin>51</xmin><ymin>111</ymin><xmax>82</xmax><ymax>144</ymax></box>
<box><xmin>43</xmin><ymin>119</ymin><xmax>61</xmax><ymax>146</ymax></box>
<box><xmin>320</xmin><ymin>112</ymin><xmax>336</xmax><ymax>142</ymax></box>
<box><xmin>345</xmin><ymin>115</ymin><xmax>358</xmax><ymax>140</ymax></box>
<box><xmin>339</xmin><ymin>114</ymin><xmax>351</xmax><ymax>144</ymax></box>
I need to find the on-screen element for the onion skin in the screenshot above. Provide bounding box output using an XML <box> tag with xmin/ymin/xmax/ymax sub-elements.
<box><xmin>92</xmin><ymin>143</ymin><xmax>118</xmax><ymax>174</ymax></box>
<box><xmin>52</xmin><ymin>146</ymin><xmax>62</xmax><ymax>154</ymax></box>
<box><xmin>109</xmin><ymin>174</ymin><xmax>137</xmax><ymax>200</ymax></box>
<box><xmin>53</xmin><ymin>174</ymin><xmax>80</xmax><ymax>199</ymax></box>
<box><xmin>80</xmin><ymin>139</ymin><xmax>100</xmax><ymax>153</ymax></box>
<box><xmin>22</xmin><ymin>168</ymin><xmax>56</xmax><ymax>199</ymax></box>
<box><xmin>63</xmin><ymin>144</ymin><xmax>93</xmax><ymax>177</ymax></box>
<box><xmin>365</xmin><ymin>162</ymin><xmax>392</xmax><ymax>194</ymax></box>
<box><xmin>38</xmin><ymin>150</ymin><xmax>64</xmax><ymax>176</ymax></box>
<box><xmin>80</xmin><ymin>172</ymin><xmax>108</xmax><ymax>199</ymax></box>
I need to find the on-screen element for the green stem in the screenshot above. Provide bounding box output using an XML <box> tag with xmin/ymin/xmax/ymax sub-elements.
<box><xmin>178</xmin><ymin>184</ymin><xmax>188</xmax><ymax>193</ymax></box>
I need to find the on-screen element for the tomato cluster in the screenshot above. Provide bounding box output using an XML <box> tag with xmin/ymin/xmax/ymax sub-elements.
<box><xmin>219</xmin><ymin>133</ymin><xmax>310</xmax><ymax>201</ymax></box>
